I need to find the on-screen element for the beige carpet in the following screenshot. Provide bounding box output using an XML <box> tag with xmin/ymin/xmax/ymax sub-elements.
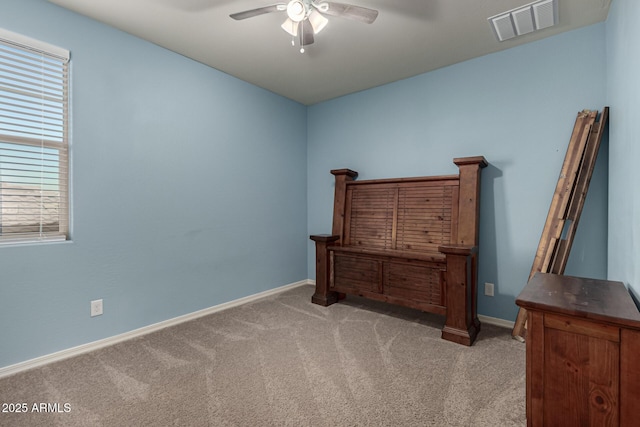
<box><xmin>0</xmin><ymin>285</ymin><xmax>526</xmax><ymax>426</ymax></box>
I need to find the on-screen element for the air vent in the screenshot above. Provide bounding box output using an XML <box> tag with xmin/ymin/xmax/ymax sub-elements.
<box><xmin>492</xmin><ymin>13</ymin><xmax>516</xmax><ymax>42</ymax></box>
<box><xmin>513</xmin><ymin>7</ymin><xmax>535</xmax><ymax>36</ymax></box>
<box><xmin>489</xmin><ymin>0</ymin><xmax>558</xmax><ymax>42</ymax></box>
<box><xmin>533</xmin><ymin>0</ymin><xmax>557</xmax><ymax>30</ymax></box>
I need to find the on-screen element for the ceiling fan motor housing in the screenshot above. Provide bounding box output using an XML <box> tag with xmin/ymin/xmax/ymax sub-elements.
<box><xmin>287</xmin><ymin>1</ymin><xmax>307</xmax><ymax>22</ymax></box>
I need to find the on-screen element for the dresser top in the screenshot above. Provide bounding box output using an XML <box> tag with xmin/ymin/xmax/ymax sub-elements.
<box><xmin>516</xmin><ymin>273</ymin><xmax>640</xmax><ymax>329</ymax></box>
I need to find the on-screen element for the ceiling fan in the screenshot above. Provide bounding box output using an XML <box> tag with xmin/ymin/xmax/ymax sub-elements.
<box><xmin>230</xmin><ymin>1</ymin><xmax>379</xmax><ymax>52</ymax></box>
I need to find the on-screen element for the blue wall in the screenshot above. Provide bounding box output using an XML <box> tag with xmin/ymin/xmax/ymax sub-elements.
<box><xmin>1</xmin><ymin>0</ymin><xmax>621</xmax><ymax>370</ymax></box>
<box><xmin>0</xmin><ymin>0</ymin><xmax>308</xmax><ymax>368</ymax></box>
<box><xmin>606</xmin><ymin>0</ymin><xmax>640</xmax><ymax>301</ymax></box>
<box><xmin>307</xmin><ymin>23</ymin><xmax>608</xmax><ymax>321</ymax></box>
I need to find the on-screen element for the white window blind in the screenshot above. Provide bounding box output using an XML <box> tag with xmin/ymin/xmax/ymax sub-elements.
<box><xmin>0</xmin><ymin>28</ymin><xmax>70</xmax><ymax>244</ymax></box>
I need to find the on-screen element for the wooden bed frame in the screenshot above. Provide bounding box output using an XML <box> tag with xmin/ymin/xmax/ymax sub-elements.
<box><xmin>310</xmin><ymin>156</ymin><xmax>487</xmax><ymax>345</ymax></box>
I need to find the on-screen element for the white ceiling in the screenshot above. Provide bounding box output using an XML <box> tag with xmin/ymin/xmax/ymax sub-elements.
<box><xmin>46</xmin><ymin>0</ymin><xmax>611</xmax><ymax>105</ymax></box>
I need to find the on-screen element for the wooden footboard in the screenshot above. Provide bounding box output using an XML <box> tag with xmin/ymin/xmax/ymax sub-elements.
<box><xmin>311</xmin><ymin>156</ymin><xmax>487</xmax><ymax>345</ymax></box>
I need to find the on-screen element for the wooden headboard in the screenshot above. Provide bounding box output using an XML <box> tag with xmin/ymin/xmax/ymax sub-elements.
<box><xmin>311</xmin><ymin>156</ymin><xmax>488</xmax><ymax>346</ymax></box>
<box><xmin>342</xmin><ymin>176</ymin><xmax>459</xmax><ymax>253</ymax></box>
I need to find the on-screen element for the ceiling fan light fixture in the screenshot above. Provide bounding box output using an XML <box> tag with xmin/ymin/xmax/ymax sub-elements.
<box><xmin>281</xmin><ymin>18</ymin><xmax>299</xmax><ymax>36</ymax></box>
<box><xmin>309</xmin><ymin>10</ymin><xmax>328</xmax><ymax>34</ymax></box>
<box><xmin>286</xmin><ymin>1</ymin><xmax>306</xmax><ymax>22</ymax></box>
<box><xmin>230</xmin><ymin>1</ymin><xmax>380</xmax><ymax>51</ymax></box>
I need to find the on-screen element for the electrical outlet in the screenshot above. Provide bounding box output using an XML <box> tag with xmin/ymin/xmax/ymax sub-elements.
<box><xmin>484</xmin><ymin>282</ymin><xmax>495</xmax><ymax>297</ymax></box>
<box><xmin>90</xmin><ymin>299</ymin><xmax>103</xmax><ymax>317</ymax></box>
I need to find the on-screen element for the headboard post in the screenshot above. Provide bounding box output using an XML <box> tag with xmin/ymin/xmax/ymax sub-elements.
<box><xmin>330</xmin><ymin>169</ymin><xmax>358</xmax><ymax>240</ymax></box>
<box><xmin>453</xmin><ymin>156</ymin><xmax>488</xmax><ymax>246</ymax></box>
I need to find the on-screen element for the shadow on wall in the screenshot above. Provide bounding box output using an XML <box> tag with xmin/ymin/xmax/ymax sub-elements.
<box><xmin>477</xmin><ymin>162</ymin><xmax>522</xmax><ymax>319</ymax></box>
<box><xmin>564</xmin><ymin>124</ymin><xmax>609</xmax><ymax>280</ymax></box>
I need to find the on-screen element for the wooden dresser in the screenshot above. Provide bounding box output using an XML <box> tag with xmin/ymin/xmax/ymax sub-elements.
<box><xmin>516</xmin><ymin>273</ymin><xmax>640</xmax><ymax>426</ymax></box>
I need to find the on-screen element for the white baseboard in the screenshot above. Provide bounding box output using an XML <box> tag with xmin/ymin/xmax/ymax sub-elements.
<box><xmin>0</xmin><ymin>280</ymin><xmax>514</xmax><ymax>379</ymax></box>
<box><xmin>478</xmin><ymin>314</ymin><xmax>515</xmax><ymax>329</ymax></box>
<box><xmin>0</xmin><ymin>279</ymin><xmax>311</xmax><ymax>379</ymax></box>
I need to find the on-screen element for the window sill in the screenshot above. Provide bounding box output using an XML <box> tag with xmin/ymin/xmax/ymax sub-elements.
<box><xmin>0</xmin><ymin>236</ymin><xmax>71</xmax><ymax>248</ymax></box>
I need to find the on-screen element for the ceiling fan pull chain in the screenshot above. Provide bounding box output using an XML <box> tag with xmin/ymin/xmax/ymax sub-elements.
<box><xmin>288</xmin><ymin>18</ymin><xmax>296</xmax><ymax>48</ymax></box>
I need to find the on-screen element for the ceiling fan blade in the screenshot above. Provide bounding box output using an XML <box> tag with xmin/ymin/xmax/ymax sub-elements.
<box><xmin>300</xmin><ymin>20</ymin><xmax>315</xmax><ymax>46</ymax></box>
<box><xmin>230</xmin><ymin>4</ymin><xmax>287</xmax><ymax>20</ymax></box>
<box><xmin>320</xmin><ymin>2</ymin><xmax>379</xmax><ymax>24</ymax></box>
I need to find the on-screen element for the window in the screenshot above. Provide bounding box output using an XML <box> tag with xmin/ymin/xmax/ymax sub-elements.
<box><xmin>0</xmin><ymin>28</ymin><xmax>69</xmax><ymax>244</ymax></box>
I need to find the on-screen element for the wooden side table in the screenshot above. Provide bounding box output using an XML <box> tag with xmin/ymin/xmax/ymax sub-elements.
<box><xmin>516</xmin><ymin>273</ymin><xmax>640</xmax><ymax>426</ymax></box>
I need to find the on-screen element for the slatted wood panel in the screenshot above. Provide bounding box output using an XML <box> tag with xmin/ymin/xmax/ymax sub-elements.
<box><xmin>384</xmin><ymin>261</ymin><xmax>445</xmax><ymax>306</ymax></box>
<box><xmin>344</xmin><ymin>187</ymin><xmax>396</xmax><ymax>250</ymax></box>
<box><xmin>344</xmin><ymin>181</ymin><xmax>457</xmax><ymax>253</ymax></box>
<box><xmin>332</xmin><ymin>253</ymin><xmax>380</xmax><ymax>292</ymax></box>
<box><xmin>397</xmin><ymin>185</ymin><xmax>454</xmax><ymax>253</ymax></box>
